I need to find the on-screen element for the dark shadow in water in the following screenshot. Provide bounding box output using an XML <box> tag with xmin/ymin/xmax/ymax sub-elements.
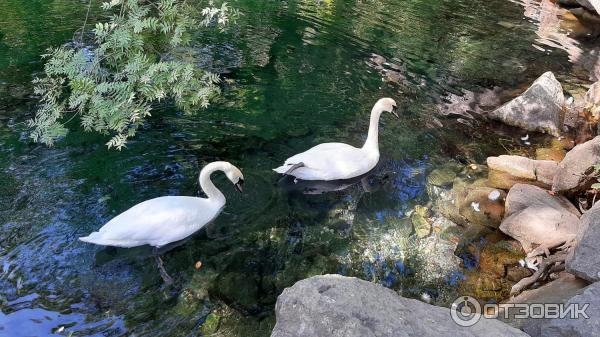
<box><xmin>276</xmin><ymin>168</ymin><xmax>388</xmax><ymax>195</ymax></box>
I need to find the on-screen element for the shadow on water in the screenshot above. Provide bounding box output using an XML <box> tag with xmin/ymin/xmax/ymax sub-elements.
<box><xmin>0</xmin><ymin>0</ymin><xmax>598</xmax><ymax>335</ymax></box>
<box><xmin>276</xmin><ymin>166</ymin><xmax>387</xmax><ymax>195</ymax></box>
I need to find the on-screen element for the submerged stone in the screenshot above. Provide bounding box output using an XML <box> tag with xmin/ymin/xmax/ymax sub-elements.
<box><xmin>458</xmin><ymin>187</ymin><xmax>507</xmax><ymax>228</ymax></box>
<box><xmin>427</xmin><ymin>167</ymin><xmax>457</xmax><ymax>187</ymax></box>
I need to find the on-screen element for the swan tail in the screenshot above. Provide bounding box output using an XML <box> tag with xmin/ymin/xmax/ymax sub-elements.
<box><xmin>79</xmin><ymin>232</ymin><xmax>105</xmax><ymax>245</ymax></box>
<box><xmin>79</xmin><ymin>232</ymin><xmax>125</xmax><ymax>247</ymax></box>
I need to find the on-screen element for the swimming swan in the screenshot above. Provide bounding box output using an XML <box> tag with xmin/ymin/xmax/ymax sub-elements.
<box><xmin>274</xmin><ymin>98</ymin><xmax>398</xmax><ymax>181</ymax></box>
<box><xmin>79</xmin><ymin>161</ymin><xmax>244</xmax><ymax>248</ymax></box>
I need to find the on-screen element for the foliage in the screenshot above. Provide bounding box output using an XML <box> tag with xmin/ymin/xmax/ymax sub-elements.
<box><xmin>28</xmin><ymin>0</ymin><xmax>238</xmax><ymax>149</ymax></box>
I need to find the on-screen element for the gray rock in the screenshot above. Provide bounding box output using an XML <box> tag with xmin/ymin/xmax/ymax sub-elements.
<box><xmin>500</xmin><ymin>184</ymin><xmax>580</xmax><ymax>252</ymax></box>
<box><xmin>552</xmin><ymin>136</ymin><xmax>600</xmax><ymax>194</ymax></box>
<box><xmin>577</xmin><ymin>0</ymin><xmax>600</xmax><ymax>14</ymax></box>
<box><xmin>527</xmin><ymin>281</ymin><xmax>600</xmax><ymax>337</ymax></box>
<box><xmin>488</xmin><ymin>72</ymin><xmax>564</xmax><ymax>136</ymax></box>
<box><xmin>488</xmin><ymin>155</ymin><xmax>558</xmax><ymax>190</ymax></box>
<box><xmin>501</xmin><ymin>273</ymin><xmax>589</xmax><ymax>331</ymax></box>
<box><xmin>271</xmin><ymin>274</ymin><xmax>530</xmax><ymax>337</ymax></box>
<box><xmin>567</xmin><ymin>201</ymin><xmax>600</xmax><ymax>282</ymax></box>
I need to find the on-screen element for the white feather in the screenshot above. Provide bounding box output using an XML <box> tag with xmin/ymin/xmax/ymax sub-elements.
<box><xmin>274</xmin><ymin>98</ymin><xmax>396</xmax><ymax>181</ymax></box>
<box><xmin>79</xmin><ymin>161</ymin><xmax>242</xmax><ymax>248</ymax></box>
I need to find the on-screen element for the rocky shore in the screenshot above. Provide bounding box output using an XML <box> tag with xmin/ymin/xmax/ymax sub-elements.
<box><xmin>269</xmin><ymin>22</ymin><xmax>600</xmax><ymax>336</ymax></box>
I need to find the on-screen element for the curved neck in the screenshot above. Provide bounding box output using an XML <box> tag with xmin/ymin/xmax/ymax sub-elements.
<box><xmin>199</xmin><ymin>162</ymin><xmax>229</xmax><ymax>205</ymax></box>
<box><xmin>362</xmin><ymin>106</ymin><xmax>383</xmax><ymax>152</ymax></box>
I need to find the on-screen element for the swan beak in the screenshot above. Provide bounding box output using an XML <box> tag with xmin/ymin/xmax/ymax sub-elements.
<box><xmin>234</xmin><ymin>179</ymin><xmax>244</xmax><ymax>193</ymax></box>
<box><xmin>391</xmin><ymin>105</ymin><xmax>399</xmax><ymax>119</ymax></box>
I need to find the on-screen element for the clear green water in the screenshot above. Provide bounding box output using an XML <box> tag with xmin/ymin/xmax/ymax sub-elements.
<box><xmin>0</xmin><ymin>0</ymin><xmax>588</xmax><ymax>336</ymax></box>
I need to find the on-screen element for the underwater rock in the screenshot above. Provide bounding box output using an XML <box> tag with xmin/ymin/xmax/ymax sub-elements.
<box><xmin>500</xmin><ymin>184</ymin><xmax>580</xmax><ymax>252</ymax></box>
<box><xmin>271</xmin><ymin>275</ymin><xmax>529</xmax><ymax>337</ymax></box>
<box><xmin>459</xmin><ymin>270</ymin><xmax>514</xmax><ymax>302</ymax></box>
<box><xmin>479</xmin><ymin>240</ymin><xmax>525</xmax><ymax>277</ymax></box>
<box><xmin>427</xmin><ymin>167</ymin><xmax>457</xmax><ymax>187</ymax></box>
<box><xmin>211</xmin><ymin>271</ymin><xmax>260</xmax><ymax>313</ymax></box>
<box><xmin>506</xmin><ymin>265</ymin><xmax>533</xmax><ymax>282</ymax></box>
<box><xmin>487</xmin><ymin>155</ymin><xmax>558</xmax><ymax>189</ymax></box>
<box><xmin>566</xmin><ymin>201</ymin><xmax>600</xmax><ymax>282</ymax></box>
<box><xmin>552</xmin><ymin>136</ymin><xmax>600</xmax><ymax>194</ymax></box>
<box><xmin>488</xmin><ymin>71</ymin><xmax>564</xmax><ymax>136</ymax></box>
<box><xmin>458</xmin><ymin>187</ymin><xmax>506</xmax><ymax>228</ymax></box>
<box><xmin>201</xmin><ymin>312</ymin><xmax>221</xmax><ymax>335</ymax></box>
<box><xmin>535</xmin><ymin>147</ymin><xmax>566</xmax><ymax>162</ymax></box>
<box><xmin>411</xmin><ymin>205</ymin><xmax>432</xmax><ymax>238</ymax></box>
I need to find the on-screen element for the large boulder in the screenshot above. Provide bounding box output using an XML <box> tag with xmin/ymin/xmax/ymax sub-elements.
<box><xmin>499</xmin><ymin>184</ymin><xmax>580</xmax><ymax>252</ymax></box>
<box><xmin>552</xmin><ymin>136</ymin><xmax>600</xmax><ymax>194</ymax></box>
<box><xmin>584</xmin><ymin>80</ymin><xmax>600</xmax><ymax>119</ymax></box>
<box><xmin>576</xmin><ymin>0</ymin><xmax>600</xmax><ymax>14</ymax></box>
<box><xmin>566</xmin><ymin>201</ymin><xmax>600</xmax><ymax>282</ymax></box>
<box><xmin>526</xmin><ymin>281</ymin><xmax>600</xmax><ymax>337</ymax></box>
<box><xmin>488</xmin><ymin>72</ymin><xmax>564</xmax><ymax>136</ymax></box>
<box><xmin>271</xmin><ymin>274</ymin><xmax>529</xmax><ymax>337</ymax></box>
<box><xmin>487</xmin><ymin>155</ymin><xmax>558</xmax><ymax>190</ymax></box>
<box><xmin>501</xmin><ymin>273</ymin><xmax>589</xmax><ymax>331</ymax></box>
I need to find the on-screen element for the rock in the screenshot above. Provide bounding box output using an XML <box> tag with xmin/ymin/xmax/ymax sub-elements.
<box><xmin>535</xmin><ymin>147</ymin><xmax>566</xmax><ymax>162</ymax></box>
<box><xmin>552</xmin><ymin>136</ymin><xmax>600</xmax><ymax>194</ymax></box>
<box><xmin>584</xmin><ymin>80</ymin><xmax>600</xmax><ymax>121</ymax></box>
<box><xmin>527</xmin><ymin>280</ymin><xmax>600</xmax><ymax>337</ymax></box>
<box><xmin>427</xmin><ymin>167</ymin><xmax>457</xmax><ymax>187</ymax></box>
<box><xmin>271</xmin><ymin>275</ymin><xmax>529</xmax><ymax>337</ymax></box>
<box><xmin>411</xmin><ymin>205</ymin><xmax>432</xmax><ymax>238</ymax></box>
<box><xmin>576</xmin><ymin>0</ymin><xmax>600</xmax><ymax>14</ymax></box>
<box><xmin>458</xmin><ymin>187</ymin><xmax>507</xmax><ymax>228</ymax></box>
<box><xmin>566</xmin><ymin>201</ymin><xmax>600</xmax><ymax>282</ymax></box>
<box><xmin>506</xmin><ymin>265</ymin><xmax>533</xmax><ymax>282</ymax></box>
<box><xmin>488</xmin><ymin>72</ymin><xmax>564</xmax><ymax>136</ymax></box>
<box><xmin>501</xmin><ymin>273</ymin><xmax>589</xmax><ymax>331</ymax></box>
<box><xmin>500</xmin><ymin>184</ymin><xmax>580</xmax><ymax>252</ymax></box>
<box><xmin>487</xmin><ymin>155</ymin><xmax>558</xmax><ymax>189</ymax></box>
<box><xmin>459</xmin><ymin>270</ymin><xmax>514</xmax><ymax>302</ymax></box>
<box><xmin>479</xmin><ymin>240</ymin><xmax>525</xmax><ymax>277</ymax></box>
<box><xmin>201</xmin><ymin>312</ymin><xmax>221</xmax><ymax>335</ymax></box>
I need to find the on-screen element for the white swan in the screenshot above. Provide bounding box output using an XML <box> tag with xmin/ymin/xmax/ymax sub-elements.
<box><xmin>79</xmin><ymin>161</ymin><xmax>244</xmax><ymax>248</ymax></box>
<box><xmin>274</xmin><ymin>98</ymin><xmax>397</xmax><ymax>181</ymax></box>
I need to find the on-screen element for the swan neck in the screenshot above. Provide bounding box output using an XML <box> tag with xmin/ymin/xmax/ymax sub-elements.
<box><xmin>199</xmin><ymin>162</ymin><xmax>228</xmax><ymax>205</ymax></box>
<box><xmin>363</xmin><ymin>106</ymin><xmax>382</xmax><ymax>152</ymax></box>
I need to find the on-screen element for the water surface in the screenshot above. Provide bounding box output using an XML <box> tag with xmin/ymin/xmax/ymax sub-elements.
<box><xmin>0</xmin><ymin>0</ymin><xmax>592</xmax><ymax>335</ymax></box>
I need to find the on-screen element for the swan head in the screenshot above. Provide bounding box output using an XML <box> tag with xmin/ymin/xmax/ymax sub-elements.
<box><xmin>225</xmin><ymin>163</ymin><xmax>245</xmax><ymax>193</ymax></box>
<box><xmin>374</xmin><ymin>97</ymin><xmax>398</xmax><ymax>118</ymax></box>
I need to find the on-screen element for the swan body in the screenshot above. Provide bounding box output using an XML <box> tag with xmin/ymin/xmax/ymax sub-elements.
<box><xmin>79</xmin><ymin>161</ymin><xmax>244</xmax><ymax>248</ymax></box>
<box><xmin>274</xmin><ymin>98</ymin><xmax>397</xmax><ymax>181</ymax></box>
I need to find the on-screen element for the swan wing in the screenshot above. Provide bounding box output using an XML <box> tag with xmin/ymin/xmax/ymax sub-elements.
<box><xmin>80</xmin><ymin>196</ymin><xmax>221</xmax><ymax>247</ymax></box>
<box><xmin>274</xmin><ymin>143</ymin><xmax>377</xmax><ymax>180</ymax></box>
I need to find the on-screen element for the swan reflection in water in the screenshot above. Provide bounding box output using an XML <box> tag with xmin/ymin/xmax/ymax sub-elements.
<box><xmin>277</xmin><ymin>168</ymin><xmax>387</xmax><ymax>195</ymax></box>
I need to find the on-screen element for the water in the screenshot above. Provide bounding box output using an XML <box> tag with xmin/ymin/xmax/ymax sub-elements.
<box><xmin>0</xmin><ymin>0</ymin><xmax>594</xmax><ymax>335</ymax></box>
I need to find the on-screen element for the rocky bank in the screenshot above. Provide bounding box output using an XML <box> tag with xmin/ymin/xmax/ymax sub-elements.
<box><xmin>269</xmin><ymin>69</ymin><xmax>600</xmax><ymax>336</ymax></box>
